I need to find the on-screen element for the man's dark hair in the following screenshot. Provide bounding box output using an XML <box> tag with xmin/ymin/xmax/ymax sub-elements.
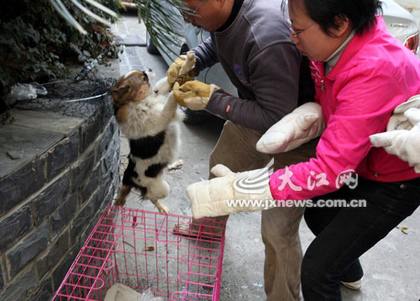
<box><xmin>285</xmin><ymin>0</ymin><xmax>383</xmax><ymax>35</ymax></box>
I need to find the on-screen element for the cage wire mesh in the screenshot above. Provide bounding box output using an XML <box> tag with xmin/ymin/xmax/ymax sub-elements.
<box><xmin>53</xmin><ymin>206</ymin><xmax>226</xmax><ymax>301</ymax></box>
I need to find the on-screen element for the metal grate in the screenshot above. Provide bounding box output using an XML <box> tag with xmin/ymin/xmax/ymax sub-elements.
<box><xmin>52</xmin><ymin>206</ymin><xmax>226</xmax><ymax>301</ymax></box>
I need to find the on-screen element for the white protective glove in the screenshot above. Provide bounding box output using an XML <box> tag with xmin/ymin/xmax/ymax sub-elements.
<box><xmin>384</xmin><ymin>95</ymin><xmax>420</xmax><ymax>131</ymax></box>
<box><xmin>370</xmin><ymin>98</ymin><xmax>420</xmax><ymax>173</ymax></box>
<box><xmin>187</xmin><ymin>164</ymin><xmax>276</xmax><ymax>219</ymax></box>
<box><xmin>256</xmin><ymin>102</ymin><xmax>324</xmax><ymax>154</ymax></box>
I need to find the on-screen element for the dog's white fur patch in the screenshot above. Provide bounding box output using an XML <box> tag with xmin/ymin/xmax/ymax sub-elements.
<box><xmin>117</xmin><ymin>84</ymin><xmax>184</xmax><ymax>205</ymax></box>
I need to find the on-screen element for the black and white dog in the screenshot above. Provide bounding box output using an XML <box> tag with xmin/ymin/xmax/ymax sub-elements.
<box><xmin>111</xmin><ymin>70</ymin><xmax>182</xmax><ymax>212</ymax></box>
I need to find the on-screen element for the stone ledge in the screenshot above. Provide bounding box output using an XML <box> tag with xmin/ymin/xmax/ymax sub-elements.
<box><xmin>0</xmin><ymin>109</ymin><xmax>81</xmax><ymax>217</ymax></box>
<box><xmin>0</xmin><ymin>124</ymin><xmax>63</xmax><ymax>178</ymax></box>
<box><xmin>0</xmin><ymin>82</ymin><xmax>120</xmax><ymax>300</ymax></box>
<box><xmin>0</xmin><ymin>94</ymin><xmax>114</xmax><ymax>215</ymax></box>
<box><xmin>11</xmin><ymin>110</ymin><xmax>83</xmax><ymax>134</ymax></box>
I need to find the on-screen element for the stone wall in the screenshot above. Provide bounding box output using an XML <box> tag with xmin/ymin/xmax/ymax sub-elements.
<box><xmin>0</xmin><ymin>91</ymin><xmax>120</xmax><ymax>301</ymax></box>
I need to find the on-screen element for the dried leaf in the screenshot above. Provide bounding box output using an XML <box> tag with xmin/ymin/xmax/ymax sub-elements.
<box><xmin>397</xmin><ymin>226</ymin><xmax>409</xmax><ymax>235</ymax></box>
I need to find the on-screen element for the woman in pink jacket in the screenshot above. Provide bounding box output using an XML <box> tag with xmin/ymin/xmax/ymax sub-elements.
<box><xmin>266</xmin><ymin>0</ymin><xmax>420</xmax><ymax>299</ymax></box>
<box><xmin>185</xmin><ymin>0</ymin><xmax>420</xmax><ymax>299</ymax></box>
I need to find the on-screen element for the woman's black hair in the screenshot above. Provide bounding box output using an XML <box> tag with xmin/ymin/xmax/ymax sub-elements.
<box><xmin>284</xmin><ymin>0</ymin><xmax>383</xmax><ymax>35</ymax></box>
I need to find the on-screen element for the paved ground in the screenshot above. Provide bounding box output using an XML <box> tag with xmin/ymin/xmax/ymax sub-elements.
<box><xmin>110</xmin><ymin>15</ymin><xmax>420</xmax><ymax>301</ymax></box>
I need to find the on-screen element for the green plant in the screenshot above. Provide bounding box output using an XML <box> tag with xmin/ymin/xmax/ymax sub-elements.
<box><xmin>0</xmin><ymin>0</ymin><xmax>190</xmax><ymax>113</ymax></box>
<box><xmin>0</xmin><ymin>0</ymin><xmax>120</xmax><ymax>108</ymax></box>
<box><xmin>136</xmin><ymin>0</ymin><xmax>191</xmax><ymax>57</ymax></box>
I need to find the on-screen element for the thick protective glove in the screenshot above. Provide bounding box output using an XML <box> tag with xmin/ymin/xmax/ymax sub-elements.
<box><xmin>167</xmin><ymin>51</ymin><xmax>196</xmax><ymax>87</ymax></box>
<box><xmin>385</xmin><ymin>95</ymin><xmax>420</xmax><ymax>131</ymax></box>
<box><xmin>370</xmin><ymin>106</ymin><xmax>420</xmax><ymax>173</ymax></box>
<box><xmin>187</xmin><ymin>164</ymin><xmax>275</xmax><ymax>219</ymax></box>
<box><xmin>257</xmin><ymin>102</ymin><xmax>324</xmax><ymax>154</ymax></box>
<box><xmin>173</xmin><ymin>80</ymin><xmax>219</xmax><ymax>110</ymax></box>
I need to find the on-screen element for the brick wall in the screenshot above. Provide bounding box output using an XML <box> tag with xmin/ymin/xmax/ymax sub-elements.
<box><xmin>0</xmin><ymin>94</ymin><xmax>120</xmax><ymax>301</ymax></box>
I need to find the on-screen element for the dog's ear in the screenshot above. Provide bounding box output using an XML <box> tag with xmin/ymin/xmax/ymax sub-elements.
<box><xmin>112</xmin><ymin>85</ymin><xmax>130</xmax><ymax>99</ymax></box>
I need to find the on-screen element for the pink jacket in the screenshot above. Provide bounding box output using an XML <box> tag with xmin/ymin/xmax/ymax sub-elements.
<box><xmin>269</xmin><ymin>17</ymin><xmax>420</xmax><ymax>201</ymax></box>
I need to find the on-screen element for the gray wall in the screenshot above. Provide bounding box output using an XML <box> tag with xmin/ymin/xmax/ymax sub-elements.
<box><xmin>0</xmin><ymin>94</ymin><xmax>120</xmax><ymax>301</ymax></box>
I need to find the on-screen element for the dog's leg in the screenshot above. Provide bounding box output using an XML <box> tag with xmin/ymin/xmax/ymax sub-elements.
<box><xmin>114</xmin><ymin>185</ymin><xmax>132</xmax><ymax>206</ymax></box>
<box><xmin>168</xmin><ymin>159</ymin><xmax>184</xmax><ymax>171</ymax></box>
<box><xmin>115</xmin><ymin>157</ymin><xmax>137</xmax><ymax>206</ymax></box>
<box><xmin>143</xmin><ymin>176</ymin><xmax>170</xmax><ymax>213</ymax></box>
<box><xmin>155</xmin><ymin>93</ymin><xmax>178</xmax><ymax>127</ymax></box>
<box><xmin>150</xmin><ymin>199</ymin><xmax>169</xmax><ymax>214</ymax></box>
<box><xmin>144</xmin><ymin>176</ymin><xmax>169</xmax><ymax>199</ymax></box>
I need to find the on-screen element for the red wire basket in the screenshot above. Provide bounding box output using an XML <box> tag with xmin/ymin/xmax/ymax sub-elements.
<box><xmin>52</xmin><ymin>206</ymin><xmax>226</xmax><ymax>301</ymax></box>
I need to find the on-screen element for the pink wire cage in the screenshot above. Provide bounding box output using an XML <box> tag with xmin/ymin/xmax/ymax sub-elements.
<box><xmin>52</xmin><ymin>206</ymin><xmax>226</xmax><ymax>301</ymax></box>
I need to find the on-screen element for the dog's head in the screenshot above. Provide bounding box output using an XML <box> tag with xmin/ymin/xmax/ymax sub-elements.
<box><xmin>111</xmin><ymin>70</ymin><xmax>151</xmax><ymax>110</ymax></box>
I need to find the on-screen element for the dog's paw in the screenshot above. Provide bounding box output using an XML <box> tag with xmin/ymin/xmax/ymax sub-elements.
<box><xmin>168</xmin><ymin>159</ymin><xmax>184</xmax><ymax>171</ymax></box>
<box><xmin>114</xmin><ymin>185</ymin><xmax>131</xmax><ymax>206</ymax></box>
<box><xmin>152</xmin><ymin>200</ymin><xmax>169</xmax><ymax>214</ymax></box>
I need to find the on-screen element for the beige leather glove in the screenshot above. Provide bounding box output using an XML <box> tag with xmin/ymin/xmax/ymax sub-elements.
<box><xmin>257</xmin><ymin>102</ymin><xmax>324</xmax><ymax>154</ymax></box>
<box><xmin>187</xmin><ymin>164</ymin><xmax>275</xmax><ymax>219</ymax></box>
<box><xmin>370</xmin><ymin>106</ymin><xmax>420</xmax><ymax>173</ymax></box>
<box><xmin>167</xmin><ymin>51</ymin><xmax>196</xmax><ymax>87</ymax></box>
<box><xmin>173</xmin><ymin>80</ymin><xmax>219</xmax><ymax>110</ymax></box>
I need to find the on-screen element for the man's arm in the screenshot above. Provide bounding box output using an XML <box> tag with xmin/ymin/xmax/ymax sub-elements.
<box><xmin>206</xmin><ymin>42</ymin><xmax>301</xmax><ymax>132</ymax></box>
<box><xmin>193</xmin><ymin>34</ymin><xmax>219</xmax><ymax>72</ymax></box>
<box><xmin>269</xmin><ymin>64</ymin><xmax>404</xmax><ymax>201</ymax></box>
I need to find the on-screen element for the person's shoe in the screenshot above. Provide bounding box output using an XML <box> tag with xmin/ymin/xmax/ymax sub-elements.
<box><xmin>341</xmin><ymin>278</ymin><xmax>362</xmax><ymax>290</ymax></box>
